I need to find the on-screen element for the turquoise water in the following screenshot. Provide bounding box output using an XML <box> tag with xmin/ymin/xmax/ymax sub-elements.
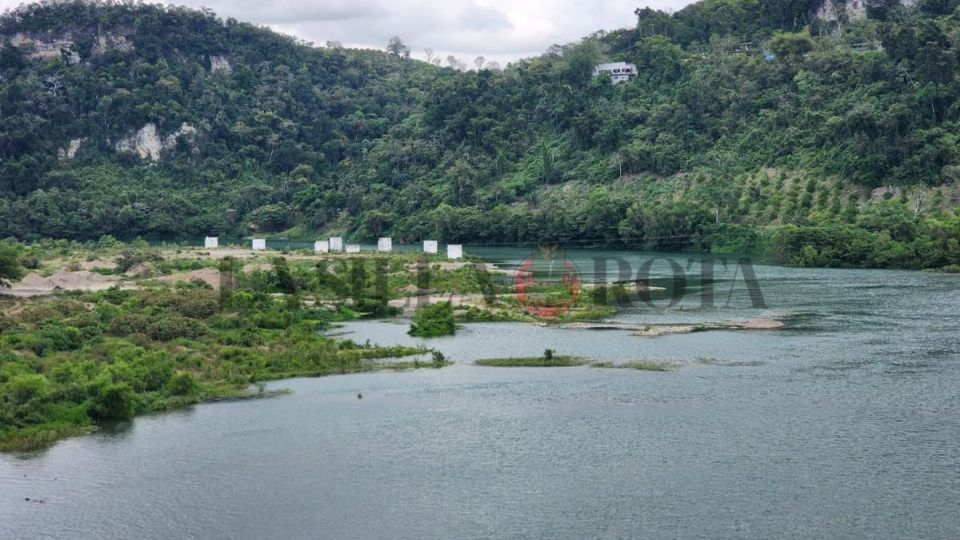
<box><xmin>2</xmin><ymin>250</ymin><xmax>959</xmax><ymax>539</ymax></box>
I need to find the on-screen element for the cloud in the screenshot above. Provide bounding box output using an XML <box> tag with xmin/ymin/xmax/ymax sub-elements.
<box><xmin>198</xmin><ymin>0</ymin><xmax>383</xmax><ymax>24</ymax></box>
<box><xmin>459</xmin><ymin>4</ymin><xmax>511</xmax><ymax>31</ymax></box>
<box><xmin>0</xmin><ymin>0</ymin><xmax>697</xmax><ymax>64</ymax></box>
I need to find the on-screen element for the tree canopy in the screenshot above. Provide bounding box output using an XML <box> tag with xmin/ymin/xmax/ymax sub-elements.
<box><xmin>1</xmin><ymin>1</ymin><xmax>960</xmax><ymax>269</ymax></box>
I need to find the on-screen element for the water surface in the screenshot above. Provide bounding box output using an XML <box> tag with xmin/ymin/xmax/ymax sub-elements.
<box><xmin>2</xmin><ymin>250</ymin><xmax>959</xmax><ymax>539</ymax></box>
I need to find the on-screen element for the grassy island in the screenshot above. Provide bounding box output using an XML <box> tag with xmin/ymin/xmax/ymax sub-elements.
<box><xmin>475</xmin><ymin>349</ymin><xmax>587</xmax><ymax>367</ymax></box>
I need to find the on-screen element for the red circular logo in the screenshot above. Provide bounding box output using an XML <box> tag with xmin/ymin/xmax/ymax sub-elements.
<box><xmin>514</xmin><ymin>244</ymin><xmax>581</xmax><ymax>317</ymax></box>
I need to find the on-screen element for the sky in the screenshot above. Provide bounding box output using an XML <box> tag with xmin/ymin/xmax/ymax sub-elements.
<box><xmin>0</xmin><ymin>0</ymin><xmax>697</xmax><ymax>66</ymax></box>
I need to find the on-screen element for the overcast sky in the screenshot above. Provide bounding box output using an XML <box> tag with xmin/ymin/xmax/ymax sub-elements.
<box><xmin>1</xmin><ymin>0</ymin><xmax>696</xmax><ymax>65</ymax></box>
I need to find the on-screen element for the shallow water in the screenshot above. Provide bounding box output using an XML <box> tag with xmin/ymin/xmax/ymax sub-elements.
<box><xmin>2</xmin><ymin>249</ymin><xmax>959</xmax><ymax>539</ymax></box>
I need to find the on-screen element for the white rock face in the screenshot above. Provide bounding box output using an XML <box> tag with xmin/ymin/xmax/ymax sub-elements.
<box><xmin>6</xmin><ymin>31</ymin><xmax>132</xmax><ymax>62</ymax></box>
<box><xmin>164</xmin><ymin>123</ymin><xmax>198</xmax><ymax>149</ymax></box>
<box><xmin>816</xmin><ymin>0</ymin><xmax>915</xmax><ymax>21</ymax></box>
<box><xmin>9</xmin><ymin>32</ymin><xmax>72</xmax><ymax>60</ymax></box>
<box><xmin>116</xmin><ymin>123</ymin><xmax>162</xmax><ymax>161</ymax></box>
<box><xmin>58</xmin><ymin>137</ymin><xmax>85</xmax><ymax>160</ymax></box>
<box><xmin>210</xmin><ymin>55</ymin><xmax>232</xmax><ymax>74</ymax></box>
<box><xmin>94</xmin><ymin>32</ymin><xmax>133</xmax><ymax>55</ymax></box>
<box><xmin>816</xmin><ymin>0</ymin><xmax>863</xmax><ymax>22</ymax></box>
<box><xmin>116</xmin><ymin>122</ymin><xmax>197</xmax><ymax>161</ymax></box>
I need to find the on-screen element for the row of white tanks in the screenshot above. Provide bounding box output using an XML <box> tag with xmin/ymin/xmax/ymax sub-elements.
<box><xmin>203</xmin><ymin>237</ymin><xmax>462</xmax><ymax>259</ymax></box>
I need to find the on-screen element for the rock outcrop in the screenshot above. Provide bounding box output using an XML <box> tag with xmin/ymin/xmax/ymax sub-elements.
<box><xmin>4</xmin><ymin>30</ymin><xmax>132</xmax><ymax>62</ymax></box>
<box><xmin>58</xmin><ymin>137</ymin><xmax>86</xmax><ymax>160</ymax></box>
<box><xmin>115</xmin><ymin>122</ymin><xmax>197</xmax><ymax>161</ymax></box>
<box><xmin>210</xmin><ymin>55</ymin><xmax>232</xmax><ymax>74</ymax></box>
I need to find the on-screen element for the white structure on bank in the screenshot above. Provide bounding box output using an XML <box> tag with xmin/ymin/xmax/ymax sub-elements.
<box><xmin>447</xmin><ymin>244</ymin><xmax>463</xmax><ymax>260</ymax></box>
<box><xmin>329</xmin><ymin>237</ymin><xmax>344</xmax><ymax>252</ymax></box>
<box><xmin>252</xmin><ymin>238</ymin><xmax>266</xmax><ymax>250</ymax></box>
<box><xmin>314</xmin><ymin>240</ymin><xmax>329</xmax><ymax>253</ymax></box>
<box><xmin>204</xmin><ymin>236</ymin><xmax>218</xmax><ymax>249</ymax></box>
<box><xmin>423</xmin><ymin>240</ymin><xmax>438</xmax><ymax>254</ymax></box>
<box><xmin>593</xmin><ymin>62</ymin><xmax>638</xmax><ymax>84</ymax></box>
<box><xmin>377</xmin><ymin>237</ymin><xmax>393</xmax><ymax>253</ymax></box>
<box><xmin>345</xmin><ymin>244</ymin><xmax>361</xmax><ymax>254</ymax></box>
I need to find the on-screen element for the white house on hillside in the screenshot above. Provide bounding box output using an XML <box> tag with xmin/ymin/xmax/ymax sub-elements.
<box><xmin>593</xmin><ymin>62</ymin><xmax>638</xmax><ymax>84</ymax></box>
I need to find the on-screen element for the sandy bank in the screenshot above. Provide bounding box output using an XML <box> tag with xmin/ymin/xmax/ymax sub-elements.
<box><xmin>2</xmin><ymin>270</ymin><xmax>123</xmax><ymax>297</ymax></box>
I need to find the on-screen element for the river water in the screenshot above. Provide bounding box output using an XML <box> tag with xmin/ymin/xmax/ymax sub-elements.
<box><xmin>2</xmin><ymin>248</ymin><xmax>959</xmax><ymax>539</ymax></box>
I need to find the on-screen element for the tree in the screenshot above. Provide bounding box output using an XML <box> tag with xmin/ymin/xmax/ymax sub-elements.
<box><xmin>0</xmin><ymin>241</ymin><xmax>23</xmax><ymax>285</ymax></box>
<box><xmin>768</xmin><ymin>31</ymin><xmax>814</xmax><ymax>59</ymax></box>
<box><xmin>248</xmin><ymin>204</ymin><xmax>292</xmax><ymax>233</ymax></box>
<box><xmin>89</xmin><ymin>382</ymin><xmax>137</xmax><ymax>420</ymax></box>
<box><xmin>562</xmin><ymin>40</ymin><xmax>602</xmax><ymax>85</ymax></box>
<box><xmin>473</xmin><ymin>56</ymin><xmax>486</xmax><ymax>71</ymax></box>
<box><xmin>386</xmin><ymin>36</ymin><xmax>410</xmax><ymax>59</ymax></box>
<box><xmin>857</xmin><ymin>199</ymin><xmax>918</xmax><ymax>242</ymax></box>
<box><xmin>446</xmin><ymin>55</ymin><xmax>465</xmax><ymax>70</ymax></box>
<box><xmin>271</xmin><ymin>257</ymin><xmax>298</xmax><ymax>294</ymax></box>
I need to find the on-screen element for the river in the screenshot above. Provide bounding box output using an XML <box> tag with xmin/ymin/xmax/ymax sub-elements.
<box><xmin>2</xmin><ymin>248</ymin><xmax>959</xmax><ymax>539</ymax></box>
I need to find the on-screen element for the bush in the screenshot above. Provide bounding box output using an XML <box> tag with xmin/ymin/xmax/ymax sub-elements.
<box><xmin>88</xmin><ymin>382</ymin><xmax>136</xmax><ymax>420</ymax></box>
<box><xmin>18</xmin><ymin>324</ymin><xmax>83</xmax><ymax>356</ymax></box>
<box><xmin>356</xmin><ymin>298</ymin><xmax>400</xmax><ymax>317</ymax></box>
<box><xmin>115</xmin><ymin>249</ymin><xmax>161</xmax><ymax>273</ymax></box>
<box><xmin>3</xmin><ymin>374</ymin><xmax>49</xmax><ymax>405</ymax></box>
<box><xmin>169</xmin><ymin>291</ymin><xmax>218</xmax><ymax>319</ymax></box>
<box><xmin>165</xmin><ymin>372</ymin><xmax>200</xmax><ymax>396</ymax></box>
<box><xmin>145</xmin><ymin>315</ymin><xmax>206</xmax><ymax>341</ymax></box>
<box><xmin>109</xmin><ymin>313</ymin><xmax>151</xmax><ymax>336</ymax></box>
<box><xmin>409</xmin><ymin>301</ymin><xmax>456</xmax><ymax>337</ymax></box>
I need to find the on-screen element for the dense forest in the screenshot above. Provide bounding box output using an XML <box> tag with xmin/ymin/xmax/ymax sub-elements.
<box><xmin>2</xmin><ymin>0</ymin><xmax>960</xmax><ymax>269</ymax></box>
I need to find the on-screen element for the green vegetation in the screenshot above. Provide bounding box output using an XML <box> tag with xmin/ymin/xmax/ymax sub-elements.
<box><xmin>408</xmin><ymin>301</ymin><xmax>456</xmax><ymax>337</ymax></box>
<box><xmin>0</xmin><ymin>241</ymin><xmax>23</xmax><ymax>283</ymax></box>
<box><xmin>0</xmin><ymin>246</ymin><xmax>474</xmax><ymax>451</ymax></box>
<box><xmin>367</xmin><ymin>354</ymin><xmax>452</xmax><ymax>371</ymax></box>
<box><xmin>475</xmin><ymin>350</ymin><xmax>588</xmax><ymax>367</ymax></box>
<box><xmin>2</xmin><ymin>2</ymin><xmax>960</xmax><ymax>270</ymax></box>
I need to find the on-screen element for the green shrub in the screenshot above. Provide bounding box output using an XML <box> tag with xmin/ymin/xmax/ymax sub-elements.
<box><xmin>3</xmin><ymin>374</ymin><xmax>50</xmax><ymax>405</ymax></box>
<box><xmin>169</xmin><ymin>291</ymin><xmax>218</xmax><ymax>319</ymax></box>
<box><xmin>165</xmin><ymin>372</ymin><xmax>200</xmax><ymax>397</ymax></box>
<box><xmin>19</xmin><ymin>324</ymin><xmax>83</xmax><ymax>356</ymax></box>
<box><xmin>145</xmin><ymin>315</ymin><xmax>206</xmax><ymax>341</ymax></box>
<box><xmin>88</xmin><ymin>382</ymin><xmax>136</xmax><ymax>420</ymax></box>
<box><xmin>109</xmin><ymin>313</ymin><xmax>151</xmax><ymax>336</ymax></box>
<box><xmin>409</xmin><ymin>301</ymin><xmax>456</xmax><ymax>337</ymax></box>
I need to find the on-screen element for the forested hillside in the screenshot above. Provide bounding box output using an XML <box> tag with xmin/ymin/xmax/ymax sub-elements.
<box><xmin>2</xmin><ymin>0</ymin><xmax>960</xmax><ymax>269</ymax></box>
